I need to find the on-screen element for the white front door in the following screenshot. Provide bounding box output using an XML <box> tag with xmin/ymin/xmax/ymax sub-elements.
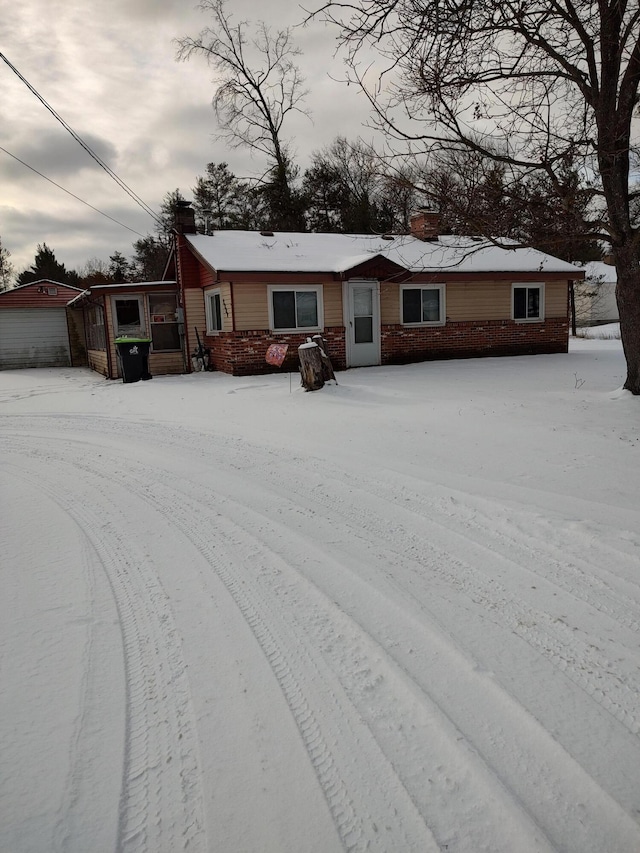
<box><xmin>345</xmin><ymin>280</ymin><xmax>380</xmax><ymax>367</ymax></box>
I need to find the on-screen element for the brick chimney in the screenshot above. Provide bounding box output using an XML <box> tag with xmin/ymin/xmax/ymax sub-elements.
<box><xmin>410</xmin><ymin>210</ymin><xmax>440</xmax><ymax>241</ymax></box>
<box><xmin>174</xmin><ymin>200</ymin><xmax>197</xmax><ymax>234</ymax></box>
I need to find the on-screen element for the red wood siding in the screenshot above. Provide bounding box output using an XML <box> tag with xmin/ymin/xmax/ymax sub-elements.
<box><xmin>0</xmin><ymin>281</ymin><xmax>82</xmax><ymax>309</ymax></box>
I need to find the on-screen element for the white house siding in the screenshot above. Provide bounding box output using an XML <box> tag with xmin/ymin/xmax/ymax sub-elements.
<box><xmin>576</xmin><ymin>262</ymin><xmax>619</xmax><ymax>325</ymax></box>
<box><xmin>0</xmin><ymin>309</ymin><xmax>71</xmax><ymax>369</ymax></box>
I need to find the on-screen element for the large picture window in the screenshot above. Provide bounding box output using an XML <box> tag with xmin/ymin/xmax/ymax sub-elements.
<box><xmin>513</xmin><ymin>284</ymin><xmax>544</xmax><ymax>321</ymax></box>
<box><xmin>206</xmin><ymin>289</ymin><xmax>223</xmax><ymax>333</ymax></box>
<box><xmin>148</xmin><ymin>293</ymin><xmax>180</xmax><ymax>351</ymax></box>
<box><xmin>269</xmin><ymin>286</ymin><xmax>322</xmax><ymax>332</ymax></box>
<box><xmin>401</xmin><ymin>285</ymin><xmax>445</xmax><ymax>325</ymax></box>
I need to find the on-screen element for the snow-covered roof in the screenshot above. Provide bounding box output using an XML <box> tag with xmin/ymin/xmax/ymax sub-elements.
<box><xmin>66</xmin><ymin>280</ymin><xmax>177</xmax><ymax>307</ymax></box>
<box><xmin>186</xmin><ymin>231</ymin><xmax>582</xmax><ymax>276</ymax></box>
<box><xmin>584</xmin><ymin>261</ymin><xmax>617</xmax><ymax>282</ymax></box>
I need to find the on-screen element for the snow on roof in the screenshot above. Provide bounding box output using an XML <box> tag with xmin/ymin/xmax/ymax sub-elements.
<box><xmin>584</xmin><ymin>261</ymin><xmax>617</xmax><ymax>282</ymax></box>
<box><xmin>66</xmin><ymin>280</ymin><xmax>177</xmax><ymax>307</ymax></box>
<box><xmin>186</xmin><ymin>231</ymin><xmax>582</xmax><ymax>275</ymax></box>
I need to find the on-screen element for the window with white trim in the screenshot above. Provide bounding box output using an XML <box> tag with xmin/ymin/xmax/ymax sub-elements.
<box><xmin>268</xmin><ymin>285</ymin><xmax>322</xmax><ymax>332</ymax></box>
<box><xmin>513</xmin><ymin>284</ymin><xmax>544</xmax><ymax>321</ymax></box>
<box><xmin>401</xmin><ymin>285</ymin><xmax>445</xmax><ymax>325</ymax></box>
<box><xmin>206</xmin><ymin>289</ymin><xmax>223</xmax><ymax>333</ymax></box>
<box><xmin>112</xmin><ymin>295</ymin><xmax>145</xmax><ymax>337</ymax></box>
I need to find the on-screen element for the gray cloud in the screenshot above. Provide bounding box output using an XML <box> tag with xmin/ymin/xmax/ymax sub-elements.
<box><xmin>0</xmin><ymin>0</ymin><xmax>375</xmax><ymax>275</ymax></box>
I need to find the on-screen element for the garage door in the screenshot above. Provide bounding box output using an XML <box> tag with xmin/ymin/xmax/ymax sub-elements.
<box><xmin>0</xmin><ymin>309</ymin><xmax>72</xmax><ymax>369</ymax></box>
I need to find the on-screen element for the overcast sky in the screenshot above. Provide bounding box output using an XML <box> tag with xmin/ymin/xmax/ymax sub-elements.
<box><xmin>1</xmin><ymin>0</ymin><xmax>376</xmax><ymax>276</ymax></box>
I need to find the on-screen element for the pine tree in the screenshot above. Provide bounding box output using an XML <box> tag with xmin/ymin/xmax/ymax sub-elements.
<box><xmin>17</xmin><ymin>244</ymin><xmax>80</xmax><ymax>286</ymax></box>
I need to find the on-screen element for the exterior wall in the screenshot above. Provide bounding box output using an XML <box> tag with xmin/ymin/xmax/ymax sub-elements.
<box><xmin>148</xmin><ymin>351</ymin><xmax>184</xmax><ymax>376</ymax></box>
<box><xmin>87</xmin><ymin>349</ymin><xmax>109</xmax><ymax>376</ymax></box>
<box><xmin>177</xmin><ymin>235</ymin><xmax>212</xmax><ymax>361</ymax></box>
<box><xmin>574</xmin><ymin>279</ymin><xmax>619</xmax><ymax>325</ymax></box>
<box><xmin>323</xmin><ymin>282</ymin><xmax>343</xmax><ymax>326</ymax></box>
<box><xmin>101</xmin><ymin>286</ymin><xmax>183</xmax><ymax>379</ymax></box>
<box><xmin>204</xmin><ymin>327</ymin><xmax>346</xmax><ymax>376</ymax></box>
<box><xmin>381</xmin><ymin>317</ymin><xmax>569</xmax><ymax>364</ymax></box>
<box><xmin>185</xmin><ymin>287</ymin><xmax>207</xmax><ymax>338</ymax></box>
<box><xmin>234</xmin><ymin>282</ymin><xmax>269</xmax><ymax>330</ymax></box>
<box><xmin>0</xmin><ymin>281</ymin><xmax>82</xmax><ymax>308</ymax></box>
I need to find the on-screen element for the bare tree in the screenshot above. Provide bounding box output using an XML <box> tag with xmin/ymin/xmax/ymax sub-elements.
<box><xmin>176</xmin><ymin>0</ymin><xmax>309</xmax><ymax>230</ymax></box>
<box><xmin>0</xmin><ymin>236</ymin><xmax>15</xmax><ymax>291</ymax></box>
<box><xmin>318</xmin><ymin>0</ymin><xmax>640</xmax><ymax>392</ymax></box>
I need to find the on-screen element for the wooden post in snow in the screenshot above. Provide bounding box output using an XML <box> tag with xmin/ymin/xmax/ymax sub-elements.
<box><xmin>312</xmin><ymin>334</ymin><xmax>337</xmax><ymax>383</ymax></box>
<box><xmin>298</xmin><ymin>341</ymin><xmax>325</xmax><ymax>391</ymax></box>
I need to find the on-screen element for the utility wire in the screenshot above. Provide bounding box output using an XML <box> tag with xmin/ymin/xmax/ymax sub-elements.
<box><xmin>0</xmin><ymin>144</ymin><xmax>149</xmax><ymax>238</ymax></box>
<box><xmin>0</xmin><ymin>51</ymin><xmax>162</xmax><ymax>227</ymax></box>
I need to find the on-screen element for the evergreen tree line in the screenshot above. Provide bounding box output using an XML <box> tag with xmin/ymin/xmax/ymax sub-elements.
<box><xmin>3</xmin><ymin>135</ymin><xmax>600</xmax><ymax>290</ymax></box>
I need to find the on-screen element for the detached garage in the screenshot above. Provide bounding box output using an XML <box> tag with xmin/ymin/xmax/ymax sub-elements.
<box><xmin>0</xmin><ymin>280</ymin><xmax>86</xmax><ymax>370</ymax></box>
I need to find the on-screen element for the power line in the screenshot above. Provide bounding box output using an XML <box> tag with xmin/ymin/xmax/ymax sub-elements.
<box><xmin>0</xmin><ymin>51</ymin><xmax>163</xmax><ymax>227</ymax></box>
<box><xmin>0</xmin><ymin>144</ymin><xmax>149</xmax><ymax>238</ymax></box>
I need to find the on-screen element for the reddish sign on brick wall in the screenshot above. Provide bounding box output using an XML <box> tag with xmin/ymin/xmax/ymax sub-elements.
<box><xmin>265</xmin><ymin>343</ymin><xmax>288</xmax><ymax>366</ymax></box>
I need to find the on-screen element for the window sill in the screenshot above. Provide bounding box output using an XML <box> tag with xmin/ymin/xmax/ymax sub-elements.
<box><xmin>271</xmin><ymin>327</ymin><xmax>322</xmax><ymax>334</ymax></box>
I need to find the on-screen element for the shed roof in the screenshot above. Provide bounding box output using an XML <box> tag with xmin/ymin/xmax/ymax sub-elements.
<box><xmin>66</xmin><ymin>280</ymin><xmax>177</xmax><ymax>308</ymax></box>
<box><xmin>186</xmin><ymin>231</ymin><xmax>583</xmax><ymax>276</ymax></box>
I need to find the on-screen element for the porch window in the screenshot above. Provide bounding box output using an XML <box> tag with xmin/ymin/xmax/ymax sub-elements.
<box><xmin>269</xmin><ymin>286</ymin><xmax>322</xmax><ymax>332</ymax></box>
<box><xmin>86</xmin><ymin>304</ymin><xmax>106</xmax><ymax>350</ymax></box>
<box><xmin>513</xmin><ymin>284</ymin><xmax>544</xmax><ymax>321</ymax></box>
<box><xmin>401</xmin><ymin>285</ymin><xmax>445</xmax><ymax>325</ymax></box>
<box><xmin>205</xmin><ymin>289</ymin><xmax>223</xmax><ymax>333</ymax></box>
<box><xmin>113</xmin><ymin>296</ymin><xmax>145</xmax><ymax>337</ymax></box>
<box><xmin>148</xmin><ymin>293</ymin><xmax>180</xmax><ymax>350</ymax></box>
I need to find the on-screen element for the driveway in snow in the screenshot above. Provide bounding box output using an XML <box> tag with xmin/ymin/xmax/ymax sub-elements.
<box><xmin>1</xmin><ymin>339</ymin><xmax>639</xmax><ymax>853</ymax></box>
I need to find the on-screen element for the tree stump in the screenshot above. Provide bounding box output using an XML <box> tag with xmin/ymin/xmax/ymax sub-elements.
<box><xmin>298</xmin><ymin>341</ymin><xmax>325</xmax><ymax>391</ymax></box>
<box><xmin>312</xmin><ymin>334</ymin><xmax>337</xmax><ymax>383</ymax></box>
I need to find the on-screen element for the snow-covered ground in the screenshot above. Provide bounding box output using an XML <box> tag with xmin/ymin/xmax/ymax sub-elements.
<box><xmin>1</xmin><ymin>338</ymin><xmax>639</xmax><ymax>853</ymax></box>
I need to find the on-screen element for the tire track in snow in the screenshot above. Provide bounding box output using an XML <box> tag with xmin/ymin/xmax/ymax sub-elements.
<box><xmin>206</xmin><ymin>442</ymin><xmax>640</xmax><ymax>740</ymax></box>
<box><xmin>63</xmin><ymin>453</ymin><xmax>549</xmax><ymax>852</ymax></box>
<box><xmin>29</xmin><ymin>439</ymin><xmax>438</xmax><ymax>851</ymax></box>
<box><xmin>4</xmin><ymin>416</ymin><xmax>640</xmax><ymax>851</ymax></box>
<box><xmin>5</xmin><ymin>444</ymin><xmax>207</xmax><ymax>853</ymax></box>
<box><xmin>10</xmin><ymin>429</ymin><xmax>619</xmax><ymax>852</ymax></box>
<box><xmin>7</xmin><ymin>416</ymin><xmax>640</xmax><ymax>738</ymax></box>
<box><xmin>103</xmin><ymin>446</ymin><xmax>640</xmax><ymax>853</ymax></box>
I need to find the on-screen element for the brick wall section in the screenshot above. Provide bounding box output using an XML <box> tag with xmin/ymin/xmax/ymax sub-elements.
<box><xmin>382</xmin><ymin>318</ymin><xmax>569</xmax><ymax>364</ymax></box>
<box><xmin>204</xmin><ymin>327</ymin><xmax>347</xmax><ymax>376</ymax></box>
<box><xmin>203</xmin><ymin>318</ymin><xmax>568</xmax><ymax>374</ymax></box>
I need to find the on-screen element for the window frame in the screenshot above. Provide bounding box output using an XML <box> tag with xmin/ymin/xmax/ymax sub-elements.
<box><xmin>267</xmin><ymin>285</ymin><xmax>323</xmax><ymax>333</ymax></box>
<box><xmin>205</xmin><ymin>288</ymin><xmax>224</xmax><ymax>334</ymax></box>
<box><xmin>147</xmin><ymin>292</ymin><xmax>181</xmax><ymax>352</ymax></box>
<box><xmin>400</xmin><ymin>284</ymin><xmax>446</xmax><ymax>327</ymax></box>
<box><xmin>111</xmin><ymin>294</ymin><xmax>146</xmax><ymax>338</ymax></box>
<box><xmin>512</xmin><ymin>283</ymin><xmax>545</xmax><ymax>322</ymax></box>
<box><xmin>86</xmin><ymin>303</ymin><xmax>106</xmax><ymax>351</ymax></box>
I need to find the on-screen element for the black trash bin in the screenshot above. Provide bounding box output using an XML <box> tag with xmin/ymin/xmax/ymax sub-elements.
<box><xmin>114</xmin><ymin>337</ymin><xmax>152</xmax><ymax>383</ymax></box>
